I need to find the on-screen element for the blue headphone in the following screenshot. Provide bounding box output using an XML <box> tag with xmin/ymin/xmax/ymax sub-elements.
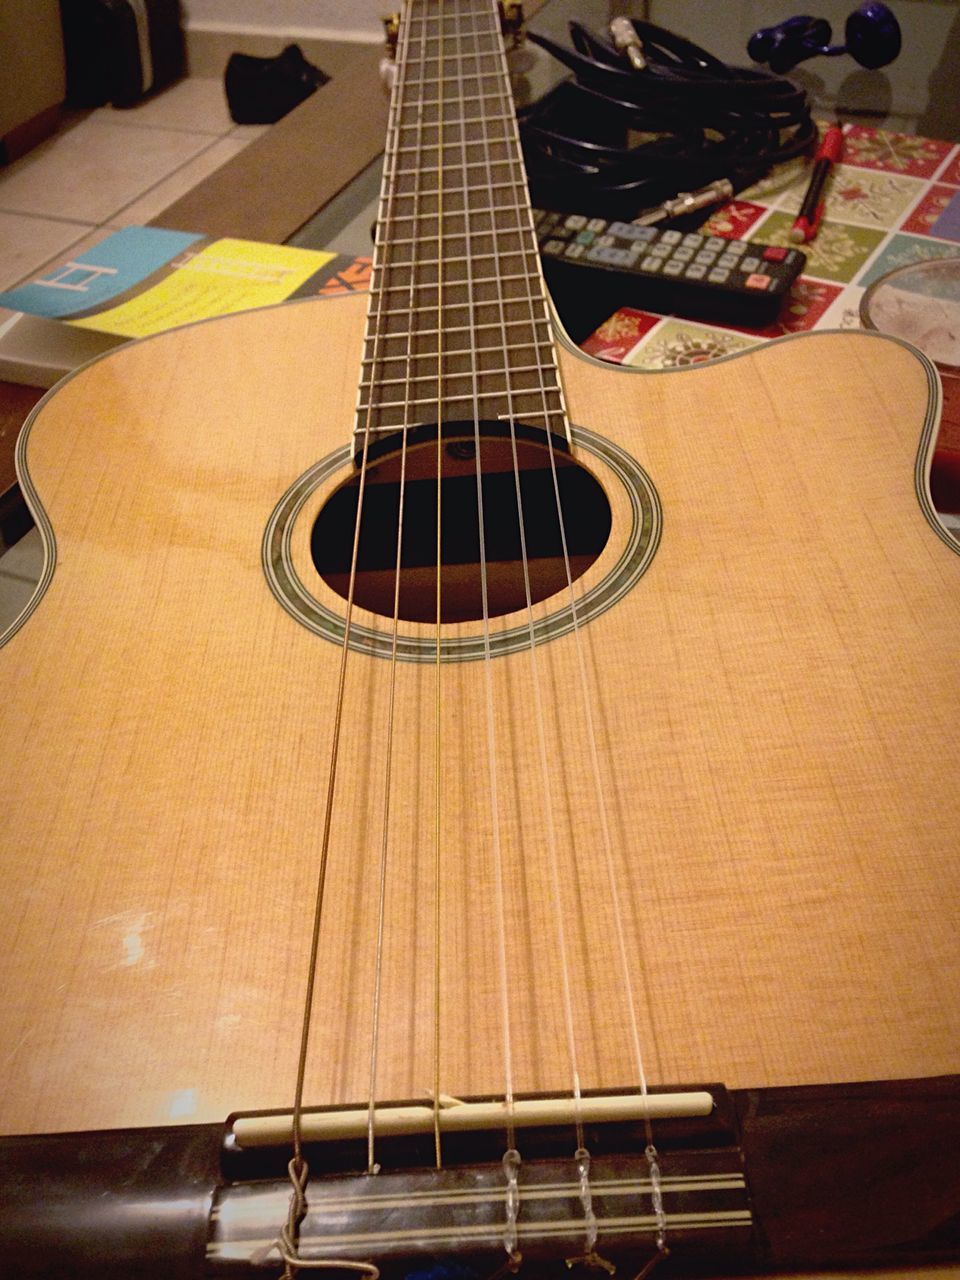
<box><xmin>748</xmin><ymin>2</ymin><xmax>901</xmax><ymax>74</ymax></box>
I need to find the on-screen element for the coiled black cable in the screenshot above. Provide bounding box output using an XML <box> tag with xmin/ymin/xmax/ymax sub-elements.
<box><xmin>519</xmin><ymin>18</ymin><xmax>816</xmax><ymax>219</ymax></box>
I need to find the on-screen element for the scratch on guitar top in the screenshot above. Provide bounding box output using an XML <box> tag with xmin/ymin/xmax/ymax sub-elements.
<box><xmin>92</xmin><ymin>910</ymin><xmax>156</xmax><ymax>970</ymax></box>
<box><xmin>3</xmin><ymin>1025</ymin><xmax>35</xmax><ymax>1072</ymax></box>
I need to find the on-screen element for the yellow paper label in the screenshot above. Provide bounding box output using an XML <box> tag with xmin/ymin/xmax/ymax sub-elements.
<box><xmin>69</xmin><ymin>239</ymin><xmax>336</xmax><ymax>338</ymax></box>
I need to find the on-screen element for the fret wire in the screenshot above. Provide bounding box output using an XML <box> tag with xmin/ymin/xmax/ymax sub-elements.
<box><xmin>374</xmin><ymin>239</ymin><xmax>534</xmax><ymax>261</ymax></box>
<box><xmin>364</xmin><ymin>330</ymin><xmax>552</xmax><ymax>353</ymax></box>
<box><xmin>393</xmin><ymin>160</ymin><xmax>525</xmax><ymax>177</ymax></box>
<box><xmin>361</xmin><ymin>346</ymin><xmax>554</xmax><ymax>372</ymax></box>
<box><xmin>377</xmin><ymin>180</ymin><xmax>530</xmax><ymax>208</ymax></box>
<box><xmin>352</xmin><ymin>409</ymin><xmax>569</xmax><ymax>437</ymax></box>
<box><xmin>376</xmin><ymin>184</ymin><xmax>530</xmax><ymax>213</ymax></box>
<box><xmin>372</xmin><ymin>235</ymin><xmax>530</xmax><ymax>254</ymax></box>
<box><xmin>402</xmin><ymin>71</ymin><xmax>506</xmax><ymax>85</ymax></box>
<box><xmin>365</xmin><ymin>313</ymin><xmax>549</xmax><ymax>329</ymax></box>
<box><xmin>374</xmin><ymin>269</ymin><xmax>544</xmax><ymax>293</ymax></box>
<box><xmin>359</xmin><ymin>363</ymin><xmax>563</xmax><ymax>391</ymax></box>
<box><xmin>362</xmin><ymin>321</ymin><xmax>551</xmax><ymax>352</ymax></box>
<box><xmin>375</xmin><ymin>202</ymin><xmax>531</xmax><ymax>227</ymax></box>
<box><xmin>370</xmin><ymin>266</ymin><xmax>539</xmax><ymax>286</ymax></box>
<box><xmin>397</xmin><ymin>112</ymin><xmax>515</xmax><ymax>129</ymax></box>
<box><xmin>401</xmin><ymin>64</ymin><xmax>505</xmax><ymax>79</ymax></box>
<box><xmin>373</xmin><ymin>244</ymin><xmax>537</xmax><ymax>261</ymax></box>
<box><xmin>360</xmin><ymin>387</ymin><xmax>564</xmax><ymax>412</ymax></box>
<box><xmin>361</xmin><ymin>380</ymin><xmax>564</xmax><ymax>398</ymax></box>
<box><xmin>392</xmin><ymin>142</ymin><xmax>512</xmax><ymax>158</ymax></box>
<box><xmin>398</xmin><ymin>92</ymin><xmax>510</xmax><ymax>110</ymax></box>
<box><xmin>363</xmin><ymin>313</ymin><xmax>551</xmax><ymax>334</ymax></box>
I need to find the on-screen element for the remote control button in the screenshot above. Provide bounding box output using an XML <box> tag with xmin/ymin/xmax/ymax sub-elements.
<box><xmin>717</xmin><ymin>253</ymin><xmax>739</xmax><ymax>269</ymax></box>
<box><xmin>596</xmin><ymin>234</ymin><xmax>615</xmax><ymax>248</ymax></box>
<box><xmin>565</xmin><ymin>243</ymin><xmax>586</xmax><ymax>259</ymax></box>
<box><xmin>543</xmin><ymin>239</ymin><xmax>565</xmax><ymax>255</ymax></box>
<box><xmin>576</xmin><ymin>230</ymin><xmax>595</xmax><ymax>245</ymax></box>
<box><xmin>741</xmin><ymin>255</ymin><xmax>761</xmax><ymax>272</ymax></box>
<box><xmin>684</xmin><ymin>263</ymin><xmax>707</xmax><ymax>279</ymax></box>
<box><xmin>672</xmin><ymin>246</ymin><xmax>695</xmax><ymax>262</ymax></box>
<box><xmin>640</xmin><ymin>255</ymin><xmax>663</xmax><ymax>272</ymax></box>
<box><xmin>607</xmin><ymin>222</ymin><xmax>657</xmax><ymax>241</ymax></box>
<box><xmin>588</xmin><ymin>246</ymin><xmax>632</xmax><ymax>266</ymax></box>
<box><xmin>564</xmin><ymin>214</ymin><xmax>587</xmax><ymax>230</ymax></box>
<box><xmin>660</xmin><ymin>229</ymin><xmax>683</xmax><ymax>244</ymax></box>
<box><xmin>682</xmin><ymin>233</ymin><xmax>702</xmax><ymax>247</ymax></box>
<box><xmin>695</xmin><ymin>250</ymin><xmax>717</xmax><ymax>265</ymax></box>
<box><xmin>706</xmin><ymin>237</ymin><xmax>726</xmax><ymax>251</ymax></box>
<box><xmin>763</xmin><ymin>245</ymin><xmax>788</xmax><ymax>262</ymax></box>
<box><xmin>708</xmin><ymin>267</ymin><xmax>730</xmax><ymax>283</ymax></box>
<box><xmin>662</xmin><ymin>259</ymin><xmax>685</xmax><ymax>275</ymax></box>
<box><xmin>727</xmin><ymin>240</ymin><xmax>748</xmax><ymax>255</ymax></box>
<box><xmin>745</xmin><ymin>273</ymin><xmax>771</xmax><ymax>290</ymax></box>
<box><xmin>587</xmin><ymin>217</ymin><xmax>607</xmax><ymax>232</ymax></box>
<box><xmin>651</xmin><ymin>242</ymin><xmax>673</xmax><ymax>258</ymax></box>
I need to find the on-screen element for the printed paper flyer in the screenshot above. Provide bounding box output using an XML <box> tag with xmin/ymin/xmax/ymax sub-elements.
<box><xmin>0</xmin><ymin>227</ymin><xmax>372</xmax><ymax>339</ymax></box>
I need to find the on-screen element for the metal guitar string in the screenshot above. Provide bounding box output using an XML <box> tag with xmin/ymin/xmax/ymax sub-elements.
<box><xmin>449</xmin><ymin>3</ymin><xmax>520</xmax><ymax>1168</ymax></box>
<box><xmin>431</xmin><ymin>0</ymin><xmax>448</xmax><ymax>1173</ymax></box>
<box><xmin>364</xmin><ymin>0</ymin><xmax>421</xmax><ymax>1180</ymax></box>
<box><xmin>279</xmin><ymin>0</ymin><xmax>661</xmax><ymax>1267</ymax></box>
<box><xmin>274</xmin><ymin>3</ymin><xmax>416</xmax><ymax>1272</ymax></box>
<box><xmin>514</xmin><ymin>196</ymin><xmax>669</xmax><ymax>1253</ymax></box>
<box><xmin>493</xmin><ymin>6</ymin><xmax>669</xmax><ymax>1258</ymax></box>
<box><xmin>477</xmin><ymin>19</ymin><xmax>603</xmax><ymax>1255</ymax></box>
<box><xmin>475</xmin><ymin>1</ymin><xmax>588</xmax><ymax>1159</ymax></box>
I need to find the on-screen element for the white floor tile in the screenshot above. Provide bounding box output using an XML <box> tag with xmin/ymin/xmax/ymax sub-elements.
<box><xmin>115</xmin><ymin>137</ymin><xmax>250</xmax><ymax>226</ymax></box>
<box><xmin>0</xmin><ymin>211</ymin><xmax>96</xmax><ymax>291</ymax></box>
<box><xmin>91</xmin><ymin>78</ymin><xmax>235</xmax><ymax>137</ymax></box>
<box><xmin>4</xmin><ymin>225</ymin><xmax>122</xmax><ymax>293</ymax></box>
<box><xmin>0</xmin><ymin>526</ymin><xmax>43</xmax><ymax>582</ymax></box>
<box><xmin>228</xmin><ymin>124</ymin><xmax>271</xmax><ymax>142</ymax></box>
<box><xmin>0</xmin><ymin>571</ymin><xmax>38</xmax><ymax>635</ymax></box>
<box><xmin>0</xmin><ymin>117</ymin><xmax>217</xmax><ymax>225</ymax></box>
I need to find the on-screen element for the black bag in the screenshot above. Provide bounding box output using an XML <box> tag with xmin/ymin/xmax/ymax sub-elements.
<box><xmin>59</xmin><ymin>0</ymin><xmax>186</xmax><ymax>109</ymax></box>
<box><xmin>224</xmin><ymin>45</ymin><xmax>329</xmax><ymax>125</ymax></box>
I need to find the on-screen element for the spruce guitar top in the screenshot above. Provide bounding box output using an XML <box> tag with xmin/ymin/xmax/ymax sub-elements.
<box><xmin>1</xmin><ymin>2</ymin><xmax>958</xmax><ymax>1276</ymax></box>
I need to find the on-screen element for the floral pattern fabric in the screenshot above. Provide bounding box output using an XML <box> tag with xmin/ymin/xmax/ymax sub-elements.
<box><xmin>583</xmin><ymin>125</ymin><xmax>960</xmax><ymax>375</ymax></box>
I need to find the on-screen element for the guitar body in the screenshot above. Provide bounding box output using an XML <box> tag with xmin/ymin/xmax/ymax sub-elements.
<box><xmin>1</xmin><ymin>295</ymin><xmax>959</xmax><ymax>1275</ymax></box>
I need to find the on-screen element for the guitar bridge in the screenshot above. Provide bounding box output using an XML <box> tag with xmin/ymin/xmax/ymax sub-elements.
<box><xmin>210</xmin><ymin>1086</ymin><xmax>753</xmax><ymax>1275</ymax></box>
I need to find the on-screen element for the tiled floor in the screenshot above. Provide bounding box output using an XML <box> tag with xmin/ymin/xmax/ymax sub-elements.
<box><xmin>0</xmin><ymin>76</ymin><xmax>267</xmax><ymax>631</ymax></box>
<box><xmin>0</xmin><ymin>77</ymin><xmax>265</xmax><ymax>296</ymax></box>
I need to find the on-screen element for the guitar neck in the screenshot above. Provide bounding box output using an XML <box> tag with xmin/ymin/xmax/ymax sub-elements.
<box><xmin>356</xmin><ymin>0</ymin><xmax>568</xmax><ymax>450</ymax></box>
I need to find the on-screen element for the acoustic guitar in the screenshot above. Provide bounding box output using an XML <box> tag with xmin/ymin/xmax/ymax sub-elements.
<box><xmin>1</xmin><ymin>1</ymin><xmax>958</xmax><ymax>1275</ymax></box>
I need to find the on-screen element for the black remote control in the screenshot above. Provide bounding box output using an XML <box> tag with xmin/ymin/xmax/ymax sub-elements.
<box><xmin>534</xmin><ymin>209</ymin><xmax>806</xmax><ymax>334</ymax></box>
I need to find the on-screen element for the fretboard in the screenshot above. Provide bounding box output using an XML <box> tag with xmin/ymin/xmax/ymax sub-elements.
<box><xmin>356</xmin><ymin>0</ymin><xmax>568</xmax><ymax>450</ymax></box>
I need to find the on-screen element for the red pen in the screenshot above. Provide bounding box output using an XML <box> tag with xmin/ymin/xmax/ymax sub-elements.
<box><xmin>789</xmin><ymin>124</ymin><xmax>843</xmax><ymax>244</ymax></box>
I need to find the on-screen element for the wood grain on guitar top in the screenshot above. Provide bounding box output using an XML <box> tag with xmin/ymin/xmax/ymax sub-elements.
<box><xmin>0</xmin><ymin>296</ymin><xmax>958</xmax><ymax>1186</ymax></box>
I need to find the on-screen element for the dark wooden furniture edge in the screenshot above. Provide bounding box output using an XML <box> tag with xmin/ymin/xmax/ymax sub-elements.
<box><xmin>147</xmin><ymin>41</ymin><xmax>390</xmax><ymax>244</ymax></box>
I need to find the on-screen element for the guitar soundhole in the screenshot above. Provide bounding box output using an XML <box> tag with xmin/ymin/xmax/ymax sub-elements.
<box><xmin>310</xmin><ymin>422</ymin><xmax>612</xmax><ymax>624</ymax></box>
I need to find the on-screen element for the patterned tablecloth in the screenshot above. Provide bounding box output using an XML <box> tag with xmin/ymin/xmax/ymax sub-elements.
<box><xmin>581</xmin><ymin>125</ymin><xmax>960</xmax><ymax>516</ymax></box>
